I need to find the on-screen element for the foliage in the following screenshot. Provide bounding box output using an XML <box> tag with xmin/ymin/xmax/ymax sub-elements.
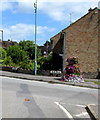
<box><xmin>0</xmin><ymin>47</ymin><xmax>6</xmax><ymax>59</ymax></box>
<box><xmin>37</xmin><ymin>53</ymin><xmax>62</xmax><ymax>70</ymax></box>
<box><xmin>1</xmin><ymin>40</ymin><xmax>56</xmax><ymax>71</ymax></box>
<box><xmin>19</xmin><ymin>60</ymin><xmax>32</xmax><ymax>70</ymax></box>
<box><xmin>0</xmin><ymin>59</ymin><xmax>3</xmax><ymax>63</ymax></box>
<box><xmin>19</xmin><ymin>60</ymin><xmax>40</xmax><ymax>70</ymax></box>
<box><xmin>6</xmin><ymin>45</ymin><xmax>29</xmax><ymax>64</ymax></box>
<box><xmin>37</xmin><ymin>56</ymin><xmax>47</xmax><ymax>65</ymax></box>
<box><xmin>37</xmin><ymin>55</ymin><xmax>53</xmax><ymax>70</ymax></box>
<box><xmin>37</xmin><ymin>53</ymin><xmax>63</xmax><ymax>70</ymax></box>
<box><xmin>44</xmin><ymin>40</ymin><xmax>51</xmax><ymax>46</ymax></box>
<box><xmin>28</xmin><ymin>62</ymin><xmax>34</xmax><ymax>70</ymax></box>
<box><xmin>37</xmin><ymin>56</ymin><xmax>47</xmax><ymax>69</ymax></box>
<box><xmin>19</xmin><ymin>40</ymin><xmax>42</xmax><ymax>60</ymax></box>
<box><xmin>3</xmin><ymin>56</ymin><xmax>12</xmax><ymax>66</ymax></box>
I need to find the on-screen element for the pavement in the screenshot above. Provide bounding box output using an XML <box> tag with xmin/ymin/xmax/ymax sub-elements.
<box><xmin>86</xmin><ymin>104</ymin><xmax>100</xmax><ymax>120</ymax></box>
<box><xmin>0</xmin><ymin>70</ymin><xmax>100</xmax><ymax>120</ymax></box>
<box><xmin>0</xmin><ymin>70</ymin><xmax>100</xmax><ymax>89</ymax></box>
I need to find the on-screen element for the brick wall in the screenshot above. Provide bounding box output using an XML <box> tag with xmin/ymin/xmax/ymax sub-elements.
<box><xmin>64</xmin><ymin>8</ymin><xmax>99</xmax><ymax>73</ymax></box>
<box><xmin>51</xmin><ymin>33</ymin><xmax>62</xmax><ymax>49</ymax></box>
<box><xmin>51</xmin><ymin>8</ymin><xmax>99</xmax><ymax>74</ymax></box>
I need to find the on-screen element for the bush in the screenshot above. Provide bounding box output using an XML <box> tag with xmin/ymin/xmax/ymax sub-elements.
<box><xmin>6</xmin><ymin>45</ymin><xmax>29</xmax><ymax>64</ymax></box>
<box><xmin>0</xmin><ymin>47</ymin><xmax>6</xmax><ymax>59</ymax></box>
<box><xmin>19</xmin><ymin>40</ymin><xmax>42</xmax><ymax>60</ymax></box>
<box><xmin>19</xmin><ymin>60</ymin><xmax>34</xmax><ymax>70</ymax></box>
<box><xmin>37</xmin><ymin>55</ymin><xmax>53</xmax><ymax>70</ymax></box>
<box><xmin>3</xmin><ymin>56</ymin><xmax>12</xmax><ymax>66</ymax></box>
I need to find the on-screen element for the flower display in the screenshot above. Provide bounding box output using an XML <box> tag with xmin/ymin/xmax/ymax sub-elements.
<box><xmin>62</xmin><ymin>57</ymin><xmax>84</xmax><ymax>82</ymax></box>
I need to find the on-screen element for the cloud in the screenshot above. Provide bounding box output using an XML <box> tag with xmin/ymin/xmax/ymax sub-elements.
<box><xmin>0</xmin><ymin>0</ymin><xmax>99</xmax><ymax>21</ymax></box>
<box><xmin>0</xmin><ymin>0</ymin><xmax>99</xmax><ymax>45</ymax></box>
<box><xmin>98</xmin><ymin>1</ymin><xmax>100</xmax><ymax>8</ymax></box>
<box><xmin>67</xmin><ymin>2</ymin><xmax>98</xmax><ymax>22</ymax></box>
<box><xmin>44</xmin><ymin>2</ymin><xmax>98</xmax><ymax>23</ymax></box>
<box><xmin>1</xmin><ymin>0</ymin><xmax>99</xmax><ymax>2</ymax></box>
<box><xmin>0</xmin><ymin>23</ymin><xmax>55</xmax><ymax>44</ymax></box>
<box><xmin>0</xmin><ymin>2</ymin><xmax>13</xmax><ymax>12</ymax></box>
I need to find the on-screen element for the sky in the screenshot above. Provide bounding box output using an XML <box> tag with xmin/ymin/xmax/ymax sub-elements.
<box><xmin>0</xmin><ymin>0</ymin><xmax>99</xmax><ymax>45</ymax></box>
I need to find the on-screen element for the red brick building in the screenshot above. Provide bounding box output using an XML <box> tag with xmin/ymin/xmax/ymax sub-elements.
<box><xmin>50</xmin><ymin>7</ymin><xmax>100</xmax><ymax>78</ymax></box>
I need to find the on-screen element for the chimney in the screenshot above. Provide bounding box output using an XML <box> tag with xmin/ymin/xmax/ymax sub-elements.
<box><xmin>88</xmin><ymin>8</ymin><xmax>93</xmax><ymax>12</ymax></box>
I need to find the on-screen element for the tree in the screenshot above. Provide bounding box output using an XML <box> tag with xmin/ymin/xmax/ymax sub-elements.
<box><xmin>37</xmin><ymin>53</ymin><xmax>63</xmax><ymax>70</ymax></box>
<box><xmin>0</xmin><ymin>47</ymin><xmax>6</xmax><ymax>60</ymax></box>
<box><xmin>37</xmin><ymin>55</ymin><xmax>53</xmax><ymax>70</ymax></box>
<box><xmin>3</xmin><ymin>56</ymin><xmax>12</xmax><ymax>66</ymax></box>
<box><xmin>19</xmin><ymin>60</ymin><xmax>33</xmax><ymax>70</ymax></box>
<box><xmin>6</xmin><ymin>45</ymin><xmax>29</xmax><ymax>64</ymax></box>
<box><xmin>19</xmin><ymin>40</ymin><xmax>41</xmax><ymax>60</ymax></box>
<box><xmin>44</xmin><ymin>41</ymin><xmax>51</xmax><ymax>46</ymax></box>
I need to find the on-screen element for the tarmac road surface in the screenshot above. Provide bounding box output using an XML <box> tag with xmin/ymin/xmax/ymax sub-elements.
<box><xmin>0</xmin><ymin>76</ymin><xmax>99</xmax><ymax>119</ymax></box>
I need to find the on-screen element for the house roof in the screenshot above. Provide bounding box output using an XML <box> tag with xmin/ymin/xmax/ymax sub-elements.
<box><xmin>0</xmin><ymin>40</ymin><xmax>18</xmax><ymax>48</ymax></box>
<box><xmin>50</xmin><ymin>7</ymin><xmax>99</xmax><ymax>40</ymax></box>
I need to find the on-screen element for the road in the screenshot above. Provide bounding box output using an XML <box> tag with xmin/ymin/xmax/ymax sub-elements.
<box><xmin>0</xmin><ymin>76</ymin><xmax>99</xmax><ymax>119</ymax></box>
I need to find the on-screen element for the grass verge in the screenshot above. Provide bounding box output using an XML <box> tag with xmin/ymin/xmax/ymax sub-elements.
<box><xmin>85</xmin><ymin>80</ymin><xmax>100</xmax><ymax>85</ymax></box>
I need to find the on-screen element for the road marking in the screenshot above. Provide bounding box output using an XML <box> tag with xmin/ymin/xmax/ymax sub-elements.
<box><xmin>74</xmin><ymin>112</ymin><xmax>88</xmax><ymax>117</ymax></box>
<box><xmin>60</xmin><ymin>102</ymin><xmax>86</xmax><ymax>108</ymax></box>
<box><xmin>75</xmin><ymin>104</ymin><xmax>86</xmax><ymax>107</ymax></box>
<box><xmin>55</xmin><ymin>102</ymin><xmax>74</xmax><ymax>120</ymax></box>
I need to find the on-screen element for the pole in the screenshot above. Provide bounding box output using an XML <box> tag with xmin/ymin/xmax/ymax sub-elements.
<box><xmin>0</xmin><ymin>30</ymin><xmax>3</xmax><ymax>41</ymax></box>
<box><xmin>2</xmin><ymin>30</ymin><xmax>3</xmax><ymax>41</ymax></box>
<box><xmin>69</xmin><ymin>12</ymin><xmax>73</xmax><ymax>25</ymax></box>
<box><xmin>62</xmin><ymin>31</ymin><xmax>66</xmax><ymax>70</ymax></box>
<box><xmin>34</xmin><ymin>0</ymin><xmax>37</xmax><ymax>75</ymax></box>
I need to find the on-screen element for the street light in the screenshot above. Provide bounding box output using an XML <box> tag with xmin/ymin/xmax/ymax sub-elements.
<box><xmin>34</xmin><ymin>0</ymin><xmax>37</xmax><ymax>75</ymax></box>
<box><xmin>0</xmin><ymin>30</ymin><xmax>3</xmax><ymax>41</ymax></box>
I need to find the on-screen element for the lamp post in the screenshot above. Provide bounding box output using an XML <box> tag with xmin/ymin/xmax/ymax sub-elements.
<box><xmin>0</xmin><ymin>30</ymin><xmax>3</xmax><ymax>41</ymax></box>
<box><xmin>34</xmin><ymin>0</ymin><xmax>37</xmax><ymax>75</ymax></box>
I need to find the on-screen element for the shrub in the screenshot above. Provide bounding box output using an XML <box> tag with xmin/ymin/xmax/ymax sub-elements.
<box><xmin>6</xmin><ymin>45</ymin><xmax>29</xmax><ymax>64</ymax></box>
<box><xmin>3</xmin><ymin>56</ymin><xmax>12</xmax><ymax>66</ymax></box>
<box><xmin>0</xmin><ymin>47</ymin><xmax>6</xmax><ymax>60</ymax></box>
